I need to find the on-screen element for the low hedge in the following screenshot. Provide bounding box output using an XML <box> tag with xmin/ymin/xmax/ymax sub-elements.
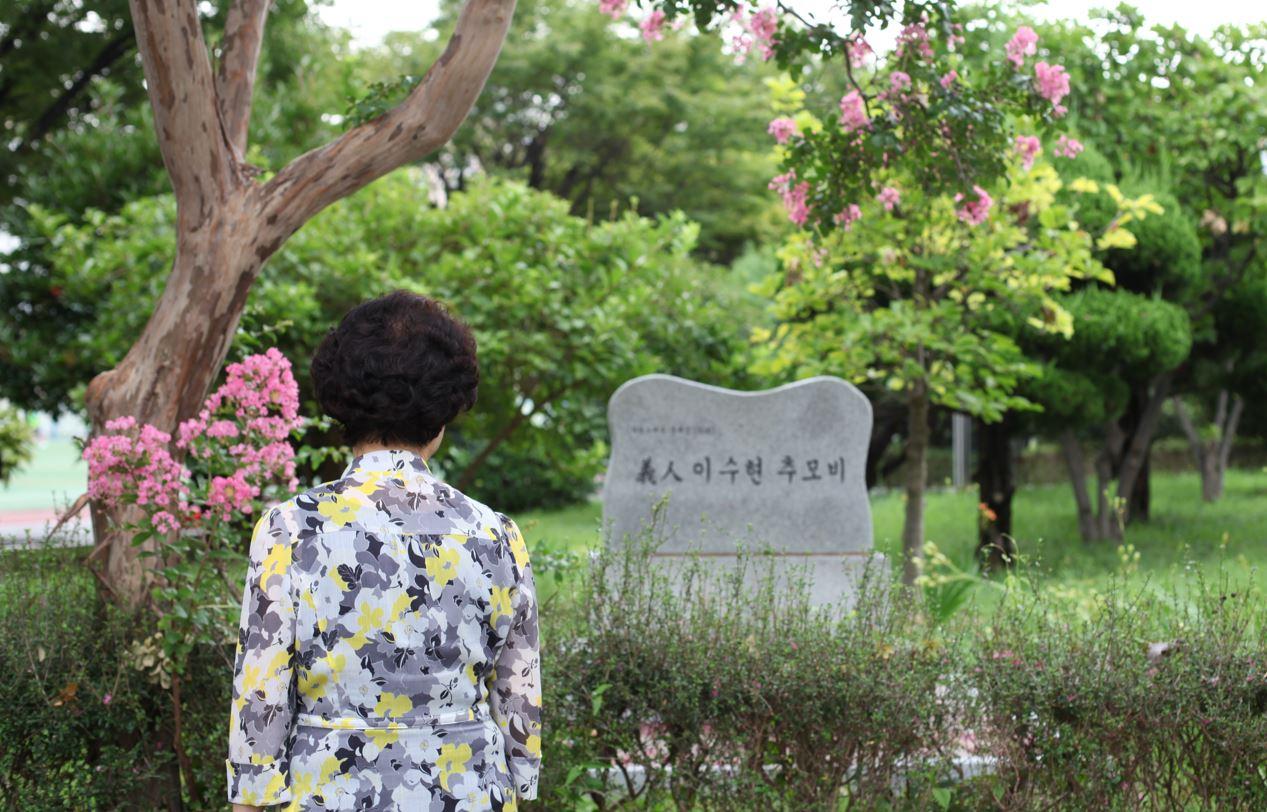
<box><xmin>538</xmin><ymin>547</ymin><xmax>1267</xmax><ymax>811</ymax></box>
<box><xmin>3</xmin><ymin>537</ymin><xmax>1266</xmax><ymax>810</ymax></box>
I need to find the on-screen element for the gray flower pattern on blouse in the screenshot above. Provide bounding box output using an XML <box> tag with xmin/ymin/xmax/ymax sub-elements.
<box><xmin>226</xmin><ymin>448</ymin><xmax>540</xmax><ymax>810</ymax></box>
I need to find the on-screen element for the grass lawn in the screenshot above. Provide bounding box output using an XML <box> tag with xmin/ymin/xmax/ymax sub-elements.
<box><xmin>518</xmin><ymin>467</ymin><xmax>1267</xmax><ymax>604</ymax></box>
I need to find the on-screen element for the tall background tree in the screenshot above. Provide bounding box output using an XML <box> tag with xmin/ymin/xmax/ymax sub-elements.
<box><xmin>1038</xmin><ymin>6</ymin><xmax>1267</xmax><ymax>511</ymax></box>
<box><xmin>954</xmin><ymin>5</ymin><xmax>1265</xmax><ymax>545</ymax></box>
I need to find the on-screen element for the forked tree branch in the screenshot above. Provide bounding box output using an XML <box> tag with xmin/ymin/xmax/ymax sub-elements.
<box><xmin>216</xmin><ymin>0</ymin><xmax>272</xmax><ymax>157</ymax></box>
<box><xmin>257</xmin><ymin>0</ymin><xmax>518</xmax><ymax>243</ymax></box>
<box><xmin>129</xmin><ymin>0</ymin><xmax>237</xmax><ymax>222</ymax></box>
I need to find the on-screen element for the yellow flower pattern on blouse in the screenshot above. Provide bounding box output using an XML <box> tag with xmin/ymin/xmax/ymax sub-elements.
<box><xmin>226</xmin><ymin>449</ymin><xmax>540</xmax><ymax>810</ymax></box>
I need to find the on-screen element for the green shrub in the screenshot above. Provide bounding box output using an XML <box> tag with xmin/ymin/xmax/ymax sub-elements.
<box><xmin>7</xmin><ymin>530</ymin><xmax>1267</xmax><ymax>810</ymax></box>
<box><xmin>0</xmin><ymin>544</ymin><xmax>171</xmax><ymax>810</ymax></box>
<box><xmin>536</xmin><ymin>536</ymin><xmax>959</xmax><ymax>811</ymax></box>
<box><xmin>534</xmin><ymin>536</ymin><xmax>1267</xmax><ymax>811</ymax></box>
<box><xmin>15</xmin><ymin>175</ymin><xmax>756</xmax><ymax>511</ymax></box>
<box><xmin>964</xmin><ymin>576</ymin><xmax>1267</xmax><ymax>810</ymax></box>
<box><xmin>0</xmin><ymin>541</ymin><xmax>234</xmax><ymax>812</ymax></box>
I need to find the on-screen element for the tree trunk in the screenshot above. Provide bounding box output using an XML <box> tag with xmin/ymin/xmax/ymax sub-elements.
<box><xmin>976</xmin><ymin>415</ymin><xmax>1016</xmax><ymax>573</ymax></box>
<box><xmin>1079</xmin><ymin>372</ymin><xmax>1173</xmax><ymax>542</ymax></box>
<box><xmin>1059</xmin><ymin>430</ymin><xmax>1096</xmax><ymax>542</ymax></box>
<box><xmin>1121</xmin><ymin>387</ymin><xmax>1152</xmax><ymax>522</ymax></box>
<box><xmin>1174</xmin><ymin>392</ymin><xmax>1243</xmax><ymax>503</ymax></box>
<box><xmin>1128</xmin><ymin>451</ymin><xmax>1151</xmax><ymax>521</ymax></box>
<box><xmin>1114</xmin><ymin>373</ymin><xmax>1171</xmax><ymax>526</ymax></box>
<box><xmin>83</xmin><ymin>0</ymin><xmax>519</xmax><ymax>606</ymax></box>
<box><xmin>901</xmin><ymin>380</ymin><xmax>929</xmax><ymax>588</ymax></box>
<box><xmin>865</xmin><ymin>399</ymin><xmax>906</xmax><ymax>490</ymax></box>
<box><xmin>455</xmin><ymin>409</ymin><xmax>532</xmax><ymax>492</ymax></box>
<box><xmin>1200</xmin><ymin>454</ymin><xmax>1224</xmax><ymax>501</ymax></box>
<box><xmin>85</xmin><ymin>204</ymin><xmax>269</xmax><ymax>604</ymax></box>
<box><xmin>1089</xmin><ymin>425</ymin><xmax>1120</xmax><ymax>537</ymax></box>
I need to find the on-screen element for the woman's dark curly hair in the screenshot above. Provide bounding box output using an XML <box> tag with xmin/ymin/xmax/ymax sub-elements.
<box><xmin>311</xmin><ymin>290</ymin><xmax>479</xmax><ymax>447</ymax></box>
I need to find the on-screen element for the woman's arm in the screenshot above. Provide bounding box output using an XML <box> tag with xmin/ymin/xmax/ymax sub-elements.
<box><xmin>488</xmin><ymin>516</ymin><xmax>542</xmax><ymax>801</ymax></box>
<box><xmin>226</xmin><ymin>506</ymin><xmax>299</xmax><ymax>807</ymax></box>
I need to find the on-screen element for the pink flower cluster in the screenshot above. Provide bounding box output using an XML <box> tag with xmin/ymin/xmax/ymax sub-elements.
<box><xmin>640</xmin><ymin>10</ymin><xmax>665</xmax><ymax>43</ymax></box>
<box><xmin>84</xmin><ymin>416</ymin><xmax>191</xmax><ymax>532</ymax></box>
<box><xmin>177</xmin><ymin>348</ymin><xmax>302</xmax><ymax>520</ymax></box>
<box><xmin>1006</xmin><ymin>26</ymin><xmax>1038</xmax><ymax>68</ymax></box>
<box><xmin>895</xmin><ymin>21</ymin><xmax>933</xmax><ymax>59</ymax></box>
<box><xmin>838</xmin><ymin>90</ymin><xmax>870</xmax><ymax>133</ymax></box>
<box><xmin>939</xmin><ymin>70</ymin><xmax>958</xmax><ymax>90</ymax></box>
<box><xmin>833</xmin><ymin>204</ymin><xmax>862</xmax><ymax>230</ymax></box>
<box><xmin>1004</xmin><ymin>27</ymin><xmax>1072</xmax><ymax>115</ymax></box>
<box><xmin>769</xmin><ymin>171</ymin><xmax>810</xmax><ymax>225</ymax></box>
<box><xmin>766</xmin><ymin>117</ymin><xmax>799</xmax><ymax>144</ymax></box>
<box><xmin>598</xmin><ymin>0</ymin><xmax>626</xmax><ymax>19</ymax></box>
<box><xmin>1054</xmin><ymin>134</ymin><xmax>1084</xmax><ymax>158</ymax></box>
<box><xmin>1015</xmin><ymin>134</ymin><xmax>1041</xmax><ymax>170</ymax></box>
<box><xmin>955</xmin><ymin>185</ymin><xmax>994</xmax><ymax>226</ymax></box>
<box><xmin>731</xmin><ymin>6</ymin><xmax>778</xmax><ymax>62</ymax></box>
<box><xmin>1034</xmin><ymin>61</ymin><xmax>1070</xmax><ymax>113</ymax></box>
<box><xmin>85</xmin><ymin>348</ymin><xmax>303</xmax><ymax>534</ymax></box>
<box><xmin>846</xmin><ymin>34</ymin><xmax>872</xmax><ymax>68</ymax></box>
<box><xmin>876</xmin><ymin>186</ymin><xmax>901</xmax><ymax>211</ymax></box>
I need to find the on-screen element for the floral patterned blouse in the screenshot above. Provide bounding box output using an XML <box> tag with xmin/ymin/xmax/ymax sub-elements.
<box><xmin>226</xmin><ymin>448</ymin><xmax>540</xmax><ymax>810</ymax></box>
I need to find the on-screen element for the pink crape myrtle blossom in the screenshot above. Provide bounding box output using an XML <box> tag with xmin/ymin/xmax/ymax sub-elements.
<box><xmin>889</xmin><ymin>71</ymin><xmax>912</xmax><ymax>94</ymax></box>
<box><xmin>748</xmin><ymin>7</ymin><xmax>777</xmax><ymax>42</ymax></box>
<box><xmin>727</xmin><ymin>6</ymin><xmax>778</xmax><ymax>62</ymax></box>
<box><xmin>86</xmin><ymin>348</ymin><xmax>304</xmax><ymax>536</ymax></box>
<box><xmin>896</xmin><ymin>21</ymin><xmax>933</xmax><ymax>59</ymax></box>
<box><xmin>598</xmin><ymin>0</ymin><xmax>626</xmax><ymax>19</ymax></box>
<box><xmin>769</xmin><ymin>172</ymin><xmax>811</xmax><ymax>225</ymax></box>
<box><xmin>177</xmin><ymin>347</ymin><xmax>301</xmax><ymax>452</ymax></box>
<box><xmin>1006</xmin><ymin>26</ymin><xmax>1038</xmax><ymax>68</ymax></box>
<box><xmin>746</xmin><ymin>7</ymin><xmax>778</xmax><ymax>60</ymax></box>
<box><xmin>838</xmin><ymin>90</ymin><xmax>870</xmax><ymax>133</ymax></box>
<box><xmin>833</xmin><ymin>204</ymin><xmax>862</xmax><ymax>230</ymax></box>
<box><xmin>152</xmin><ymin>511</ymin><xmax>181</xmax><ymax>534</ymax></box>
<box><xmin>876</xmin><ymin>186</ymin><xmax>901</xmax><ymax>211</ymax></box>
<box><xmin>1034</xmin><ymin>61</ymin><xmax>1070</xmax><ymax>114</ymax></box>
<box><xmin>640</xmin><ymin>10</ymin><xmax>666</xmax><ymax>43</ymax></box>
<box><xmin>1014</xmin><ymin>134</ymin><xmax>1042</xmax><ymax>170</ymax></box>
<box><xmin>939</xmin><ymin>70</ymin><xmax>958</xmax><ymax>89</ymax></box>
<box><xmin>846</xmin><ymin>34</ymin><xmax>872</xmax><ymax>67</ymax></box>
<box><xmin>84</xmin><ymin>419</ymin><xmax>191</xmax><ymax>518</ymax></box>
<box><xmin>955</xmin><ymin>185</ymin><xmax>994</xmax><ymax>226</ymax></box>
<box><xmin>728</xmin><ymin>7</ymin><xmax>752</xmax><ymax>57</ymax></box>
<box><xmin>767</xmin><ymin>117</ymin><xmax>799</xmax><ymax>144</ymax></box>
<box><xmin>206</xmin><ymin>470</ymin><xmax>262</xmax><ymax>520</ymax></box>
<box><xmin>1054</xmin><ymin>134</ymin><xmax>1084</xmax><ymax>158</ymax></box>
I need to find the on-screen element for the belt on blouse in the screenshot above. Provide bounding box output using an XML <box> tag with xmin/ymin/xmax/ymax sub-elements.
<box><xmin>296</xmin><ymin>703</ymin><xmax>492</xmax><ymax>730</ymax></box>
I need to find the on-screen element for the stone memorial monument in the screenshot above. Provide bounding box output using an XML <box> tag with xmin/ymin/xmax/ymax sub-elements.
<box><xmin>601</xmin><ymin>374</ymin><xmax>886</xmax><ymax>607</ymax></box>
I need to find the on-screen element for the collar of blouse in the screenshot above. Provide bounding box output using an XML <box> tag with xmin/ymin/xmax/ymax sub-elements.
<box><xmin>340</xmin><ymin>447</ymin><xmax>433</xmax><ymax>479</ymax></box>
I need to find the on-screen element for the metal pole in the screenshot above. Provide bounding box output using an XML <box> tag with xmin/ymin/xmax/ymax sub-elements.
<box><xmin>952</xmin><ymin>412</ymin><xmax>971</xmax><ymax>488</ymax></box>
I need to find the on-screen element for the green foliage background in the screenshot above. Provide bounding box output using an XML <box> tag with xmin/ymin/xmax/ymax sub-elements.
<box><xmin>17</xmin><ymin>174</ymin><xmax>759</xmax><ymax>510</ymax></box>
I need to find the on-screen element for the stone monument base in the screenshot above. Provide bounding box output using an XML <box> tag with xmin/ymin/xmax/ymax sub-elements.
<box><xmin>643</xmin><ymin>551</ymin><xmax>889</xmax><ymax>612</ymax></box>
